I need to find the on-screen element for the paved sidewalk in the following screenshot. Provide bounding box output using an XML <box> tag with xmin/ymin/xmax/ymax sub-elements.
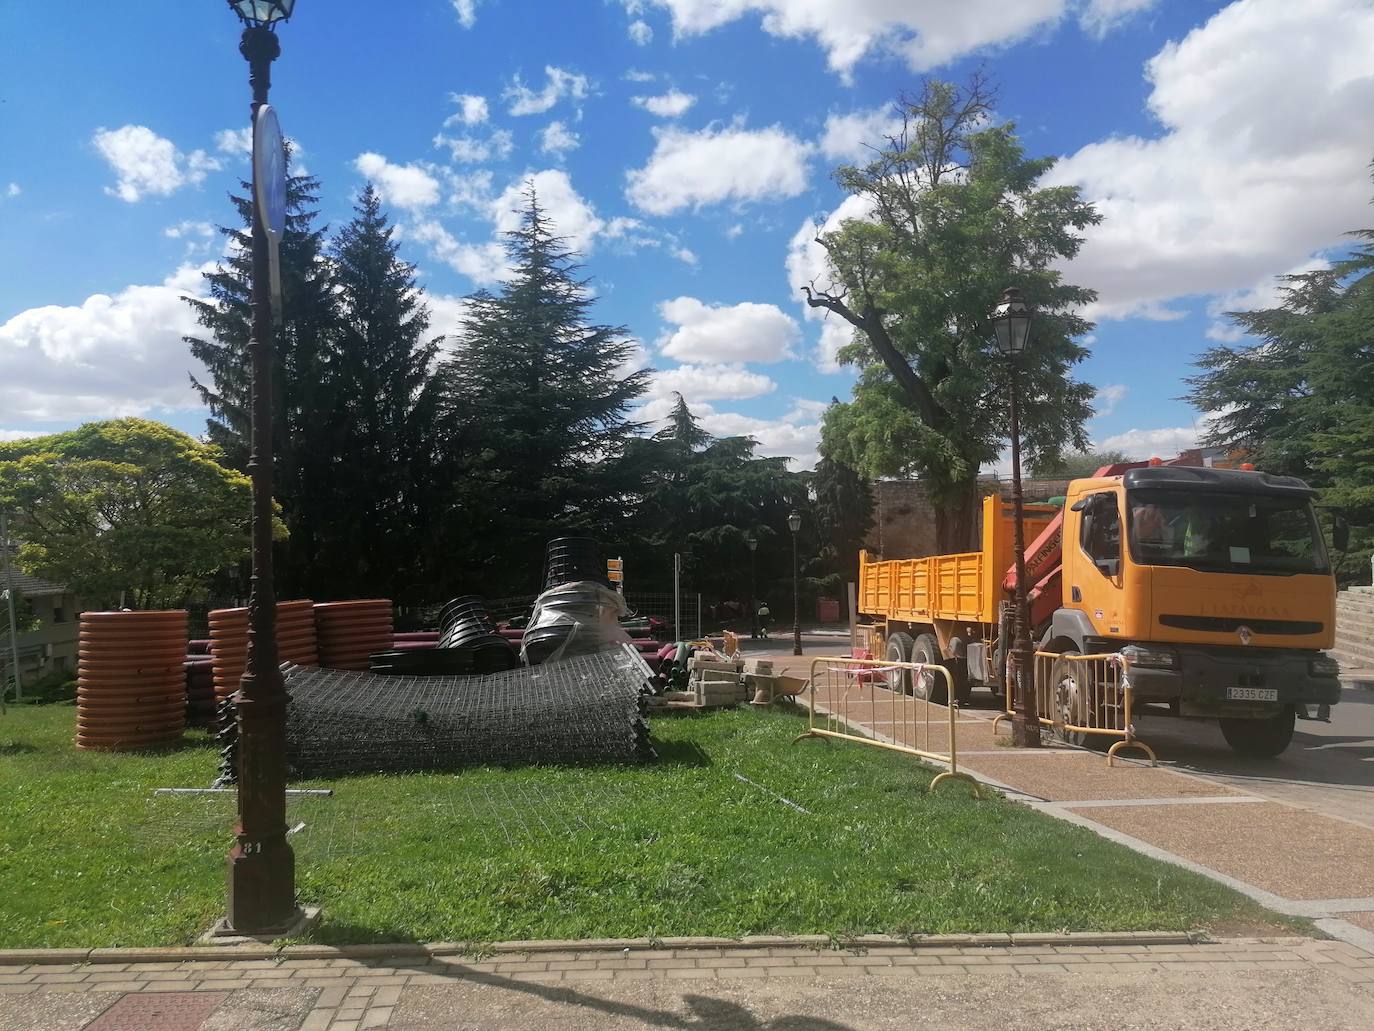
<box><xmin>759</xmin><ymin>650</ymin><xmax>1374</xmax><ymax>954</ymax></box>
<box><xmin>1</xmin><ymin>936</ymin><xmax>1371</xmax><ymax>1030</ymax></box>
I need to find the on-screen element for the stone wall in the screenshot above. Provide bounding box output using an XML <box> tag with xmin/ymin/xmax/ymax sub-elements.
<box><xmin>863</xmin><ymin>477</ymin><xmax>1071</xmax><ymax>560</ymax></box>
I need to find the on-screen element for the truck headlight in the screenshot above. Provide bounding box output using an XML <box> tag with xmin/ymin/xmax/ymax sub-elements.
<box><xmin>1310</xmin><ymin>654</ymin><xmax>1341</xmax><ymax>678</ymax></box>
<box><xmin>1121</xmin><ymin>644</ymin><xmax>1178</xmax><ymax>670</ymax></box>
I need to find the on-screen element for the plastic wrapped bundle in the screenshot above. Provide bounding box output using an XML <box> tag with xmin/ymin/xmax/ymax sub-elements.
<box><xmin>283</xmin><ymin>645</ymin><xmax>656</xmax><ymax>777</ymax></box>
<box><xmin>521</xmin><ymin>581</ymin><xmax>633</xmax><ymax>666</ymax></box>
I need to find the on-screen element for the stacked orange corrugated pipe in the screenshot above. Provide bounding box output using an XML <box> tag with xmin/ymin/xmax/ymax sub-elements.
<box><xmin>76</xmin><ymin>610</ymin><xmax>188</xmax><ymax>750</ymax></box>
<box><xmin>207</xmin><ymin>599</ymin><xmax>319</xmax><ymax>701</ymax></box>
<box><xmin>314</xmin><ymin>599</ymin><xmax>394</xmax><ymax>670</ymax></box>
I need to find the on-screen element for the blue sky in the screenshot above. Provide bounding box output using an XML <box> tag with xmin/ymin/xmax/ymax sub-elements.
<box><xmin>3</xmin><ymin>0</ymin><xmax>1373</xmax><ymax>469</ymax></box>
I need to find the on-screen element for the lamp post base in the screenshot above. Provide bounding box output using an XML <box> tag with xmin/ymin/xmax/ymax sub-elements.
<box><xmin>201</xmin><ymin>906</ymin><xmax>319</xmax><ymax>946</ymax></box>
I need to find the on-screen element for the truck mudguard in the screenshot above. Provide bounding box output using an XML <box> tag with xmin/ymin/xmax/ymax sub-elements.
<box><xmin>1049</xmin><ymin>607</ymin><xmax>1095</xmax><ymax>651</ymax></box>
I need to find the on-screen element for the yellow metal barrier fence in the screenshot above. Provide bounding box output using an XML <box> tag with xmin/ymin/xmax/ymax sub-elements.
<box><xmin>992</xmin><ymin>651</ymin><xmax>1156</xmax><ymax>765</ymax></box>
<box><xmin>792</xmin><ymin>657</ymin><xmax>981</xmax><ymax>795</ymax></box>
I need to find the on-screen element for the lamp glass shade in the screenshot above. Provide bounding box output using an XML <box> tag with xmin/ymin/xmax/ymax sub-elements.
<box><xmin>787</xmin><ymin>512</ymin><xmax>801</xmax><ymax>533</ymax></box>
<box><xmin>229</xmin><ymin>0</ymin><xmax>295</xmax><ymax>26</ymax></box>
<box><xmin>991</xmin><ymin>287</ymin><xmax>1033</xmax><ymax>356</ymax></box>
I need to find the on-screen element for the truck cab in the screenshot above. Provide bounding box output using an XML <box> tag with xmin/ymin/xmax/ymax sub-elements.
<box><xmin>1051</xmin><ymin>465</ymin><xmax>1342</xmax><ymax>755</ymax></box>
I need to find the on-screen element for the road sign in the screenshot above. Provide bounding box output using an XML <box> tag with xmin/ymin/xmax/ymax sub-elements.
<box><xmin>608</xmin><ymin>557</ymin><xmax>624</xmax><ymax>593</ymax></box>
<box><xmin>253</xmin><ymin>105</ymin><xmax>287</xmax><ymax>321</ymax></box>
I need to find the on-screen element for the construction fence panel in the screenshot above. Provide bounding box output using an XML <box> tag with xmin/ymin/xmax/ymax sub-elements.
<box><xmin>993</xmin><ymin>651</ymin><xmax>1157</xmax><ymax>765</ymax></box>
<box><xmin>793</xmin><ymin>656</ymin><xmax>980</xmax><ymax>795</ymax></box>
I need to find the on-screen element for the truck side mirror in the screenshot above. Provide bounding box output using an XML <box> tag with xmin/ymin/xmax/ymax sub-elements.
<box><xmin>1333</xmin><ymin>516</ymin><xmax>1350</xmax><ymax>553</ymax></box>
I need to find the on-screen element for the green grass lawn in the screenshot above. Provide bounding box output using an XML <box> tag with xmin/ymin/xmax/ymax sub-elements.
<box><xmin>0</xmin><ymin>702</ymin><xmax>1292</xmax><ymax>948</ymax></box>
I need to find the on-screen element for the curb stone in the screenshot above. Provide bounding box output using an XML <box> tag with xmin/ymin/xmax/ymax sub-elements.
<box><xmin>0</xmin><ymin>930</ymin><xmax>1212</xmax><ymax>967</ymax></box>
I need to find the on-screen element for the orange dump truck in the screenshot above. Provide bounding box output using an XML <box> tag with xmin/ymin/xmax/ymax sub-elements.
<box><xmin>857</xmin><ymin>463</ymin><xmax>1342</xmax><ymax>756</ymax></box>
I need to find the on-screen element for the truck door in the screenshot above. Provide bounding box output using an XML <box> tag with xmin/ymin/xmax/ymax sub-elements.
<box><xmin>1074</xmin><ymin>492</ymin><xmax>1123</xmax><ymax>634</ymax></box>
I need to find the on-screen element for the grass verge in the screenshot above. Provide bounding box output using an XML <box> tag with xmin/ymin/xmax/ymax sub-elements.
<box><xmin>0</xmin><ymin>703</ymin><xmax>1294</xmax><ymax>948</ymax></box>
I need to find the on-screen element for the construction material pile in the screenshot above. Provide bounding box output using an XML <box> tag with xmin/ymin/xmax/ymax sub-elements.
<box><xmin>370</xmin><ymin>596</ymin><xmax>518</xmax><ymax>676</ymax></box>
<box><xmin>282</xmin><ymin>645</ymin><xmax>656</xmax><ymax>777</ymax></box>
<box><xmin>314</xmin><ymin>599</ymin><xmax>393</xmax><ymax>670</ymax></box>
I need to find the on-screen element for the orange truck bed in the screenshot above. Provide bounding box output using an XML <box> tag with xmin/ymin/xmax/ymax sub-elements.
<box><xmin>859</xmin><ymin>496</ymin><xmax>1060</xmax><ymax>628</ymax></box>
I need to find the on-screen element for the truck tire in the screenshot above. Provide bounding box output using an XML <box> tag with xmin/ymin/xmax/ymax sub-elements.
<box><xmin>1048</xmin><ymin>651</ymin><xmax>1092</xmax><ymax>747</ymax></box>
<box><xmin>1219</xmin><ymin>706</ymin><xmax>1296</xmax><ymax>758</ymax></box>
<box><xmin>911</xmin><ymin>634</ymin><xmax>948</xmax><ymax>704</ymax></box>
<box><xmin>885</xmin><ymin>632</ymin><xmax>914</xmax><ymax>695</ymax></box>
<box><xmin>946</xmin><ymin>635</ymin><xmax>972</xmax><ymax>706</ymax></box>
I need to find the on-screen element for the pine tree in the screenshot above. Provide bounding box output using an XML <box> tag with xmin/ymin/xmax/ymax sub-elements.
<box><xmin>321</xmin><ymin>185</ymin><xmax>445</xmax><ymax>598</ymax></box>
<box><xmin>439</xmin><ymin>185</ymin><xmax>649</xmax><ymax>592</ymax></box>
<box><xmin>183</xmin><ymin>161</ymin><xmax>339</xmax><ymax>595</ymax></box>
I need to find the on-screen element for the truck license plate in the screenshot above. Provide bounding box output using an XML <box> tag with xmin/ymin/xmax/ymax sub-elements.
<box><xmin>1227</xmin><ymin>687</ymin><xmax>1278</xmax><ymax>702</ymax></box>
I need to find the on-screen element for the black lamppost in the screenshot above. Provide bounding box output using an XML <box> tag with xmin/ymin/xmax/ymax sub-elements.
<box><xmin>788</xmin><ymin>511</ymin><xmax>803</xmax><ymax>656</ymax></box>
<box><xmin>992</xmin><ymin>287</ymin><xmax>1040</xmax><ymax>749</ymax></box>
<box><xmin>745</xmin><ymin>534</ymin><xmax>758</xmax><ymax>640</ymax></box>
<box><xmin>224</xmin><ymin>0</ymin><xmax>302</xmax><ymax>934</ymax></box>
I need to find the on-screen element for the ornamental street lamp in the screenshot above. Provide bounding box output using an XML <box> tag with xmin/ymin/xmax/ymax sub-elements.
<box><xmin>745</xmin><ymin>534</ymin><xmax>759</xmax><ymax>640</ymax></box>
<box><xmin>223</xmin><ymin>0</ymin><xmax>303</xmax><ymax>935</ymax></box>
<box><xmin>991</xmin><ymin>287</ymin><xmax>1040</xmax><ymax>749</ymax></box>
<box><xmin>788</xmin><ymin>511</ymin><xmax>803</xmax><ymax>656</ymax></box>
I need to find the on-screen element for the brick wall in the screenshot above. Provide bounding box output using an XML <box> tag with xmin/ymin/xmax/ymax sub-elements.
<box><xmin>864</xmin><ymin>477</ymin><xmax>1071</xmax><ymax>560</ymax></box>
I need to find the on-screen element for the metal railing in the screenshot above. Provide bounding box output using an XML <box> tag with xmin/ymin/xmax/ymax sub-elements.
<box><xmin>992</xmin><ymin>651</ymin><xmax>1156</xmax><ymax>765</ymax></box>
<box><xmin>793</xmin><ymin>656</ymin><xmax>981</xmax><ymax>795</ymax></box>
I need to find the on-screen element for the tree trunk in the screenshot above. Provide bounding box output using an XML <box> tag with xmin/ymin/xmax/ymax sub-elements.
<box><xmin>934</xmin><ymin>480</ymin><xmax>980</xmax><ymax>554</ymax></box>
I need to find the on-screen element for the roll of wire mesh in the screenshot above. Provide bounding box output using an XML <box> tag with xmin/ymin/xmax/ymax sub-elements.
<box><xmin>77</xmin><ymin>610</ymin><xmax>188</xmax><ymax>751</ymax></box>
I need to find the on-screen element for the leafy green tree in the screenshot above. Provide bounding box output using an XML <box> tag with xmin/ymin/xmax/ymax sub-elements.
<box><xmin>0</xmin><ymin>419</ymin><xmax>256</xmax><ymax>609</ymax></box>
<box><xmin>183</xmin><ymin>159</ymin><xmax>340</xmax><ymax>596</ymax></box>
<box><xmin>316</xmin><ymin>185</ymin><xmax>446</xmax><ymax>599</ymax></box>
<box><xmin>804</xmin><ymin>76</ymin><xmax>1099</xmax><ymax>551</ymax></box>
<box><xmin>621</xmin><ymin>394</ymin><xmax>806</xmax><ymax>608</ymax></box>
<box><xmin>438</xmin><ymin>185</ymin><xmax>649</xmax><ymax>592</ymax></box>
<box><xmin>1027</xmin><ymin>449</ymin><xmax>1129</xmax><ymax>479</ymax></box>
<box><xmin>1187</xmin><ymin>186</ymin><xmax>1374</xmax><ymax>580</ymax></box>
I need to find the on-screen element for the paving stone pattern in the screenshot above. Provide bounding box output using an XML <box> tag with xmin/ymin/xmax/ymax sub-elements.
<box><xmin>0</xmin><ymin>938</ymin><xmax>1371</xmax><ymax>1030</ymax></box>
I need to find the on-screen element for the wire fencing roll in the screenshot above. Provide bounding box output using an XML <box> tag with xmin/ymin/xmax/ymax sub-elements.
<box><xmin>282</xmin><ymin>645</ymin><xmax>656</xmax><ymax>778</ymax></box>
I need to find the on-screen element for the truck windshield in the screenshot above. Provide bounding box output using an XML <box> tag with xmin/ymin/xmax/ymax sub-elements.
<box><xmin>1127</xmin><ymin>489</ymin><xmax>1328</xmax><ymax>575</ymax></box>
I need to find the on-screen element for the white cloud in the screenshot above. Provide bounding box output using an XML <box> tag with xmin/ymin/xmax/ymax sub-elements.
<box><xmin>672</xmin><ymin>245</ymin><xmax>698</xmax><ymax>266</ymax></box>
<box><xmin>93</xmin><ymin>126</ymin><xmax>220</xmax><ymax>203</ymax></box>
<box><xmin>629</xmin><ymin>19</ymin><xmax>654</xmax><ymax>44</ymax></box>
<box><xmin>725</xmin><ymin>223</ymin><xmax>744</xmax><ymax>239</ymax></box>
<box><xmin>492</xmin><ymin>169</ymin><xmax>605</xmax><ymax>253</ymax></box>
<box><xmin>163</xmin><ymin>220</ymin><xmax>214</xmax><ymax>240</ymax></box>
<box><xmin>214</xmin><ymin>127</ymin><xmax>252</xmax><ymax>155</ymax></box>
<box><xmin>648</xmin><ymin>363</ymin><xmax>777</xmax><ymax>402</ymax></box>
<box><xmin>445</xmin><ymin>93</ymin><xmax>490</xmax><ymax>126</ymax></box>
<box><xmin>657</xmin><ymin>297</ymin><xmax>800</xmax><ymax>363</ymax></box>
<box><xmin>818</xmin><ymin>105</ymin><xmax>900</xmax><ymax>162</ymax></box>
<box><xmin>626</xmin><ymin>121</ymin><xmax>810</xmax><ymax>215</ymax></box>
<box><xmin>410</xmin><ymin>219</ymin><xmax>511</xmax><ymax>286</ymax></box>
<box><xmin>353</xmin><ymin>152</ymin><xmax>442</xmax><ymax>212</ymax></box>
<box><xmin>816</xmin><ymin>320</ymin><xmax>852</xmax><ymax>373</ymax></box>
<box><xmin>0</xmin><ymin>429</ymin><xmax>44</xmax><ymax>442</ymax></box>
<box><xmin>633</xmin><ymin>89</ymin><xmax>696</xmax><ymax>118</ymax></box>
<box><xmin>540</xmin><ymin>121</ymin><xmax>581</xmax><ymax>157</ymax></box>
<box><xmin>1098</xmin><ymin>424</ymin><xmax>1201</xmax><ymax>460</ymax></box>
<box><xmin>1080</xmin><ymin>0</ymin><xmax>1158</xmax><ymax>38</ymax></box>
<box><xmin>624</xmin><ymin>69</ymin><xmax>657</xmax><ymax>82</ymax></box>
<box><xmin>433</xmin><ymin>129</ymin><xmax>514</xmax><ymax>163</ymax></box>
<box><xmin>0</xmin><ymin>264</ymin><xmax>212</xmax><ymax>420</ymax></box>
<box><xmin>504</xmin><ymin>66</ymin><xmax>591</xmax><ymax>116</ymax></box>
<box><xmin>451</xmin><ymin>0</ymin><xmax>478</xmax><ymax>28</ymax></box>
<box><xmin>4</xmin><ymin>183</ymin><xmax>20</xmax><ymax>198</ymax></box>
<box><xmin>644</xmin><ymin>0</ymin><xmax>1067</xmax><ymax>77</ymax></box>
<box><xmin>1048</xmin><ymin>0</ymin><xmax>1374</xmax><ymax>321</ymax></box>
<box><xmin>1093</xmin><ymin>383</ymin><xmax>1128</xmax><ymax>418</ymax></box>
<box><xmin>425</xmin><ymin>293</ymin><xmax>474</xmax><ymax>357</ymax></box>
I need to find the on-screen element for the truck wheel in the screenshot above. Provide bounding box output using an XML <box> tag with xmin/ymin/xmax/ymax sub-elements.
<box><xmin>1219</xmin><ymin>706</ymin><xmax>1296</xmax><ymax>757</ymax></box>
<box><xmin>884</xmin><ymin>632</ymin><xmax>914</xmax><ymax>695</ymax></box>
<box><xmin>1049</xmin><ymin>652</ymin><xmax>1092</xmax><ymax>747</ymax></box>
<box><xmin>911</xmin><ymin>634</ymin><xmax>948</xmax><ymax>704</ymax></box>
